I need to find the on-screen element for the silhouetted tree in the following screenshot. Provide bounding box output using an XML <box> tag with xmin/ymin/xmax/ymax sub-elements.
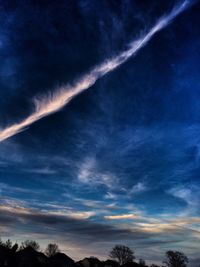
<box><xmin>11</xmin><ymin>243</ymin><xmax>18</xmax><ymax>252</ymax></box>
<box><xmin>4</xmin><ymin>239</ymin><xmax>12</xmax><ymax>249</ymax></box>
<box><xmin>0</xmin><ymin>239</ymin><xmax>13</xmax><ymax>249</ymax></box>
<box><xmin>45</xmin><ymin>243</ymin><xmax>60</xmax><ymax>257</ymax></box>
<box><xmin>109</xmin><ymin>245</ymin><xmax>135</xmax><ymax>265</ymax></box>
<box><xmin>139</xmin><ymin>259</ymin><xmax>146</xmax><ymax>266</ymax></box>
<box><xmin>163</xmin><ymin>251</ymin><xmax>188</xmax><ymax>267</ymax></box>
<box><xmin>20</xmin><ymin>240</ymin><xmax>40</xmax><ymax>251</ymax></box>
<box><xmin>0</xmin><ymin>239</ymin><xmax>17</xmax><ymax>267</ymax></box>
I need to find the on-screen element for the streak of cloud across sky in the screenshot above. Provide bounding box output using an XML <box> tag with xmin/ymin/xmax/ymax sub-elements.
<box><xmin>0</xmin><ymin>0</ymin><xmax>195</xmax><ymax>142</ymax></box>
<box><xmin>0</xmin><ymin>0</ymin><xmax>200</xmax><ymax>266</ymax></box>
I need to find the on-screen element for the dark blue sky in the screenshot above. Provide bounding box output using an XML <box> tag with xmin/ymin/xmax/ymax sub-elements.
<box><xmin>0</xmin><ymin>0</ymin><xmax>200</xmax><ymax>266</ymax></box>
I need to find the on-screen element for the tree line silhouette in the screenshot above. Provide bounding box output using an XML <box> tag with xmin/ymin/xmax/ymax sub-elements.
<box><xmin>0</xmin><ymin>239</ymin><xmax>190</xmax><ymax>267</ymax></box>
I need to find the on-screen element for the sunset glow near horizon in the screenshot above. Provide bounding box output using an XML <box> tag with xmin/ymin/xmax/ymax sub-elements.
<box><xmin>0</xmin><ymin>1</ymin><xmax>200</xmax><ymax>266</ymax></box>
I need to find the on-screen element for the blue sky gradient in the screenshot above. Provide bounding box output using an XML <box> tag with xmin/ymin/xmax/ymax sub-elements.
<box><xmin>0</xmin><ymin>0</ymin><xmax>200</xmax><ymax>266</ymax></box>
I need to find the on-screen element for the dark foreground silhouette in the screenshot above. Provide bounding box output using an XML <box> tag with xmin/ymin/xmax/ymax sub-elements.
<box><xmin>0</xmin><ymin>240</ymin><xmax>189</xmax><ymax>267</ymax></box>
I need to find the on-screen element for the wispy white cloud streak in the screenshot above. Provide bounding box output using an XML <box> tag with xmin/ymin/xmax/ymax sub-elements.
<box><xmin>0</xmin><ymin>0</ymin><xmax>195</xmax><ymax>142</ymax></box>
<box><xmin>104</xmin><ymin>214</ymin><xmax>140</xmax><ymax>220</ymax></box>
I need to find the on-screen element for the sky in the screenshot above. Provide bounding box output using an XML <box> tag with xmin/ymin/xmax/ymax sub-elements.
<box><xmin>0</xmin><ymin>0</ymin><xmax>200</xmax><ymax>266</ymax></box>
